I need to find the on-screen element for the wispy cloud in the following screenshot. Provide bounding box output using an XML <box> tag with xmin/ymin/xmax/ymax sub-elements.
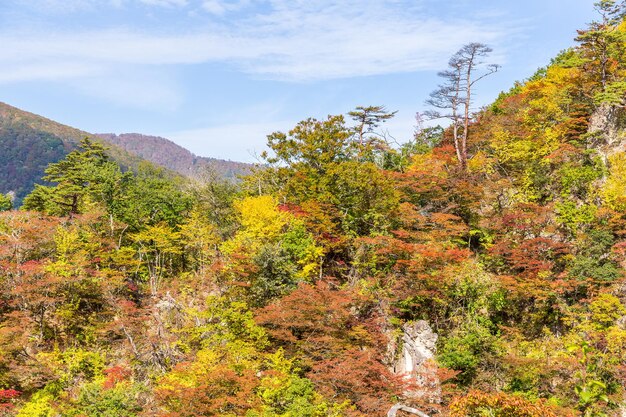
<box><xmin>139</xmin><ymin>0</ymin><xmax>188</xmax><ymax>6</ymax></box>
<box><xmin>0</xmin><ymin>0</ymin><xmax>516</xmax><ymax>109</ymax></box>
<box><xmin>1</xmin><ymin>1</ymin><xmax>513</xmax><ymax>80</ymax></box>
<box><xmin>71</xmin><ymin>71</ymin><xmax>184</xmax><ymax>111</ymax></box>
<box><xmin>201</xmin><ymin>0</ymin><xmax>250</xmax><ymax>15</ymax></box>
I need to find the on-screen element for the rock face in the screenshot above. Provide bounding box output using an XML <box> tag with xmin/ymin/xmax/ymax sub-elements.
<box><xmin>392</xmin><ymin>320</ymin><xmax>440</xmax><ymax>402</ymax></box>
<box><xmin>587</xmin><ymin>104</ymin><xmax>626</xmax><ymax>162</ymax></box>
<box><xmin>394</xmin><ymin>321</ymin><xmax>437</xmax><ymax>374</ymax></box>
<box><xmin>590</xmin><ymin>105</ymin><xmax>626</xmax><ymax>417</ymax></box>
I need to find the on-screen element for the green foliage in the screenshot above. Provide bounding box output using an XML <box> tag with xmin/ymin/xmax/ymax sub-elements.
<box><xmin>438</xmin><ymin>318</ymin><xmax>501</xmax><ymax>385</ymax></box>
<box><xmin>382</xmin><ymin>126</ymin><xmax>444</xmax><ymax>171</ymax></box>
<box><xmin>568</xmin><ymin>230</ymin><xmax>621</xmax><ymax>283</ymax></box>
<box><xmin>595</xmin><ymin>80</ymin><xmax>626</xmax><ymax>105</ymax></box>
<box><xmin>569</xmin><ymin>341</ymin><xmax>614</xmax><ymax>416</ymax></box>
<box><xmin>67</xmin><ymin>382</ymin><xmax>142</xmax><ymax>417</ymax></box>
<box><xmin>249</xmin><ymin>244</ymin><xmax>299</xmax><ymax>307</ymax></box>
<box><xmin>22</xmin><ymin>138</ymin><xmax>127</xmax><ymax>216</ymax></box>
<box><xmin>114</xmin><ymin>162</ymin><xmax>191</xmax><ymax>230</ymax></box>
<box><xmin>258</xmin><ymin>115</ymin><xmax>399</xmax><ymax>237</ymax></box>
<box><xmin>0</xmin><ymin>194</ymin><xmax>12</xmax><ymax>212</ymax></box>
<box><xmin>187</xmin><ymin>168</ymin><xmax>239</xmax><ymax>237</ymax></box>
<box><xmin>556</xmin><ymin>201</ymin><xmax>597</xmax><ymax>232</ymax></box>
<box><xmin>550</xmin><ymin>48</ymin><xmax>585</xmax><ymax>68</ymax></box>
<box><xmin>0</xmin><ymin>120</ymin><xmax>67</xmax><ymax>205</ymax></box>
<box><xmin>247</xmin><ymin>350</ymin><xmax>344</xmax><ymax>417</ymax></box>
<box><xmin>556</xmin><ymin>157</ymin><xmax>603</xmax><ymax>199</ymax></box>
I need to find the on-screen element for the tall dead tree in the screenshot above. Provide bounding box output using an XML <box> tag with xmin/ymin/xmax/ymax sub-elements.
<box><xmin>425</xmin><ymin>43</ymin><xmax>499</xmax><ymax>171</ymax></box>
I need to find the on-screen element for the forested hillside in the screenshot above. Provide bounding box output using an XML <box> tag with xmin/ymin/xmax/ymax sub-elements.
<box><xmin>0</xmin><ymin>102</ymin><xmax>151</xmax><ymax>205</ymax></box>
<box><xmin>96</xmin><ymin>133</ymin><xmax>251</xmax><ymax>180</ymax></box>
<box><xmin>2</xmin><ymin>2</ymin><xmax>626</xmax><ymax>416</ymax></box>
<box><xmin>0</xmin><ymin>104</ymin><xmax>249</xmax><ymax>205</ymax></box>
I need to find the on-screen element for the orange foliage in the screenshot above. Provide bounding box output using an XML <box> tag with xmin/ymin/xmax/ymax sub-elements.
<box><xmin>256</xmin><ymin>282</ymin><xmax>405</xmax><ymax>415</ymax></box>
<box><xmin>449</xmin><ymin>390</ymin><xmax>566</xmax><ymax>417</ymax></box>
<box><xmin>156</xmin><ymin>367</ymin><xmax>258</xmax><ymax>417</ymax></box>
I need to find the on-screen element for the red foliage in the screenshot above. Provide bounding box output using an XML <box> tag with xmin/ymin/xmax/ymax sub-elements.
<box><xmin>102</xmin><ymin>366</ymin><xmax>132</xmax><ymax>390</ymax></box>
<box><xmin>309</xmin><ymin>348</ymin><xmax>405</xmax><ymax>415</ymax></box>
<box><xmin>0</xmin><ymin>389</ymin><xmax>20</xmax><ymax>414</ymax></box>
<box><xmin>256</xmin><ymin>282</ymin><xmax>405</xmax><ymax>415</ymax></box>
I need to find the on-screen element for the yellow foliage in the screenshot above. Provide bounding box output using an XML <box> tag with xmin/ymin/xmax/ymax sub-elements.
<box><xmin>179</xmin><ymin>210</ymin><xmax>219</xmax><ymax>249</ymax></box>
<box><xmin>601</xmin><ymin>153</ymin><xmax>626</xmax><ymax>211</ymax></box>
<box><xmin>407</xmin><ymin>151</ymin><xmax>449</xmax><ymax>178</ymax></box>
<box><xmin>131</xmin><ymin>223</ymin><xmax>181</xmax><ymax>255</ymax></box>
<box><xmin>606</xmin><ymin>326</ymin><xmax>626</xmax><ymax>359</ymax></box>
<box><xmin>589</xmin><ymin>293</ymin><xmax>626</xmax><ymax>329</ymax></box>
<box><xmin>524</xmin><ymin>65</ymin><xmax>579</xmax><ymax>127</ymax></box>
<box><xmin>179</xmin><ymin>210</ymin><xmax>220</xmax><ymax>272</ymax></box>
<box><xmin>223</xmin><ymin>195</ymin><xmax>291</xmax><ymax>254</ymax></box>
<box><xmin>236</xmin><ymin>195</ymin><xmax>290</xmax><ymax>238</ymax></box>
<box><xmin>467</xmin><ymin>150</ymin><xmax>495</xmax><ymax>175</ymax></box>
<box><xmin>16</xmin><ymin>391</ymin><xmax>54</xmax><ymax>417</ymax></box>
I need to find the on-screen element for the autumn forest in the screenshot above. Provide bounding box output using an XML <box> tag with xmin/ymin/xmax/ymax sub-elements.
<box><xmin>2</xmin><ymin>2</ymin><xmax>626</xmax><ymax>416</ymax></box>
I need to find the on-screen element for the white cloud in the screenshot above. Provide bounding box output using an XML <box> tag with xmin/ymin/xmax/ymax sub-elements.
<box><xmin>0</xmin><ymin>3</ymin><xmax>510</xmax><ymax>82</ymax></box>
<box><xmin>201</xmin><ymin>0</ymin><xmax>250</xmax><ymax>15</ymax></box>
<box><xmin>0</xmin><ymin>1</ymin><xmax>515</xmax><ymax>110</ymax></box>
<box><xmin>139</xmin><ymin>0</ymin><xmax>188</xmax><ymax>6</ymax></box>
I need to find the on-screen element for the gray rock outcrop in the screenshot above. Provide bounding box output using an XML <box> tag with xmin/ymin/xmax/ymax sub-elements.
<box><xmin>587</xmin><ymin>104</ymin><xmax>626</xmax><ymax>162</ymax></box>
<box><xmin>392</xmin><ymin>320</ymin><xmax>440</xmax><ymax>402</ymax></box>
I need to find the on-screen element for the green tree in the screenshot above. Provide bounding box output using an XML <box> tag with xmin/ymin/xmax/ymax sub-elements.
<box><xmin>0</xmin><ymin>193</ymin><xmax>12</xmax><ymax>212</ymax></box>
<box><xmin>116</xmin><ymin>162</ymin><xmax>191</xmax><ymax>231</ymax></box>
<box><xmin>22</xmin><ymin>138</ymin><xmax>126</xmax><ymax>217</ymax></box>
<box><xmin>257</xmin><ymin>115</ymin><xmax>398</xmax><ymax>237</ymax></box>
<box><xmin>576</xmin><ymin>0</ymin><xmax>626</xmax><ymax>92</ymax></box>
<box><xmin>347</xmin><ymin>105</ymin><xmax>396</xmax><ymax>162</ymax></box>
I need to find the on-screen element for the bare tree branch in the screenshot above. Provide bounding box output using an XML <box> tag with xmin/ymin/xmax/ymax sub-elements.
<box><xmin>424</xmin><ymin>42</ymin><xmax>498</xmax><ymax>170</ymax></box>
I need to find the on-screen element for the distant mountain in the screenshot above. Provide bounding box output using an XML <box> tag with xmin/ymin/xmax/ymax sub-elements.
<box><xmin>95</xmin><ymin>133</ymin><xmax>252</xmax><ymax>180</ymax></box>
<box><xmin>0</xmin><ymin>102</ymin><xmax>146</xmax><ymax>205</ymax></box>
<box><xmin>0</xmin><ymin>102</ymin><xmax>252</xmax><ymax>205</ymax></box>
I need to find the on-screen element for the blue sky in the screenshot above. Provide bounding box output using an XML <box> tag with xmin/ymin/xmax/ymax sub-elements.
<box><xmin>0</xmin><ymin>0</ymin><xmax>597</xmax><ymax>162</ymax></box>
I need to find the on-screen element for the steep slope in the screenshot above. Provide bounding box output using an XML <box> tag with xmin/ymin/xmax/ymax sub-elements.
<box><xmin>4</xmin><ymin>6</ymin><xmax>626</xmax><ymax>417</ymax></box>
<box><xmin>0</xmin><ymin>103</ymin><xmax>250</xmax><ymax>205</ymax></box>
<box><xmin>96</xmin><ymin>133</ymin><xmax>252</xmax><ymax>179</ymax></box>
<box><xmin>0</xmin><ymin>102</ymin><xmax>145</xmax><ymax>204</ymax></box>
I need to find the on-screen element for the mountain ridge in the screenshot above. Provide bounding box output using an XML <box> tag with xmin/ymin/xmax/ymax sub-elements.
<box><xmin>0</xmin><ymin>102</ymin><xmax>251</xmax><ymax>204</ymax></box>
<box><xmin>95</xmin><ymin>132</ymin><xmax>252</xmax><ymax>180</ymax></box>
